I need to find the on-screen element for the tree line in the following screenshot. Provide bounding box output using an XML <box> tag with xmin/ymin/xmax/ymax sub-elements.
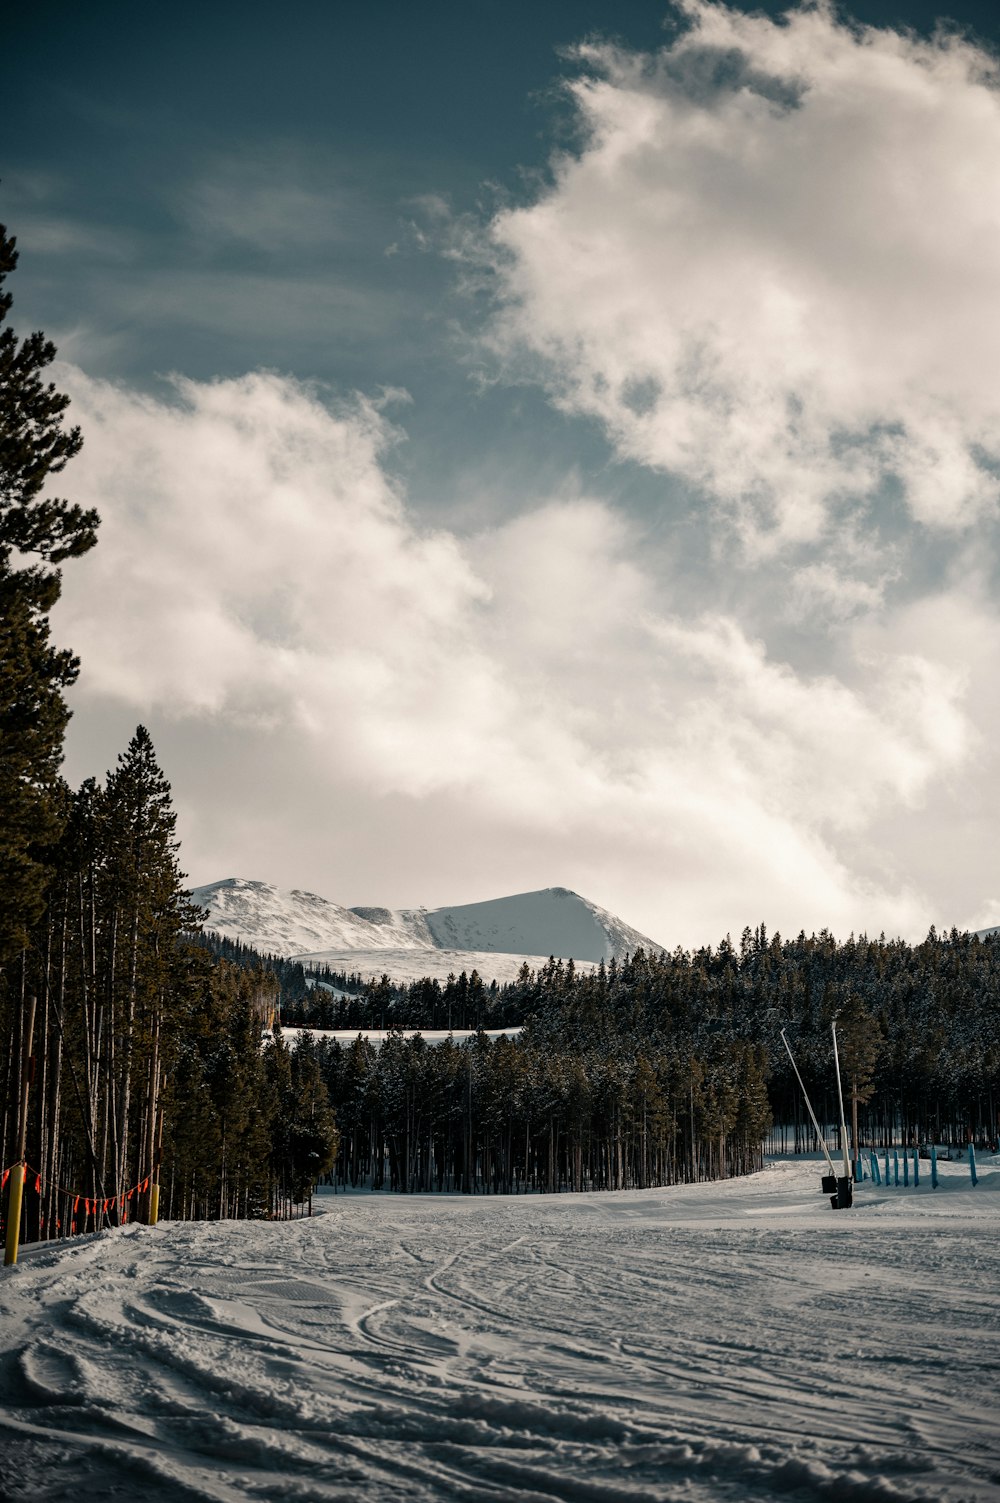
<box><xmin>302</xmin><ymin>1026</ymin><xmax>769</xmax><ymax>1194</ymax></box>
<box><xmin>511</xmin><ymin>928</ymin><xmax>1000</xmax><ymax>1155</ymax></box>
<box><xmin>279</xmin><ymin>961</ymin><xmax>514</xmax><ymax>1031</ymax></box>
<box><xmin>244</xmin><ymin>920</ymin><xmax>1000</xmax><ymax>1158</ymax></box>
<box><xmin>259</xmin><ymin>920</ymin><xmax>1000</xmax><ymax>1197</ymax></box>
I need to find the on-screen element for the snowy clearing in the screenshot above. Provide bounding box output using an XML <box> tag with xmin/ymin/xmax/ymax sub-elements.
<box><xmin>278</xmin><ymin>1028</ymin><xmax>523</xmax><ymax>1049</ymax></box>
<box><xmin>1</xmin><ymin>1156</ymin><xmax>998</xmax><ymax>1501</ymax></box>
<box><xmin>293</xmin><ymin>947</ymin><xmax>597</xmax><ymax>988</ymax></box>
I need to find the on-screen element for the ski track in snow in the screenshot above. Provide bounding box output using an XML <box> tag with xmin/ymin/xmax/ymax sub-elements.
<box><xmin>1</xmin><ymin>1158</ymin><xmax>998</xmax><ymax>1501</ymax></box>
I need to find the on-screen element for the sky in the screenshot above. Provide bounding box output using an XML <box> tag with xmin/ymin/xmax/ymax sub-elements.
<box><xmin>6</xmin><ymin>0</ymin><xmax>1000</xmax><ymax>948</ymax></box>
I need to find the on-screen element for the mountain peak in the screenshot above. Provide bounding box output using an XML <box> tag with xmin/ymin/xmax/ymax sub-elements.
<box><xmin>421</xmin><ymin>888</ymin><xmax>662</xmax><ymax>963</ymax></box>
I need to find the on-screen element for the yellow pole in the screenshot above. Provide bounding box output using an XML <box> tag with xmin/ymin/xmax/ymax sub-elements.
<box><xmin>149</xmin><ymin>1183</ymin><xmax>159</xmax><ymax>1226</ymax></box>
<box><xmin>4</xmin><ymin>1164</ymin><xmax>25</xmax><ymax>1267</ymax></box>
<box><xmin>5</xmin><ymin>996</ymin><xmax>37</xmax><ymax>1269</ymax></box>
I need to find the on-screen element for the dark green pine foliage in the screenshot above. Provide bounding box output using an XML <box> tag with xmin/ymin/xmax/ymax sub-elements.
<box><xmin>94</xmin><ymin>728</ymin><xmax>202</xmax><ymax>1201</ymax></box>
<box><xmin>1</xmin><ymin>728</ymin><xmax>203</xmax><ymax>1238</ymax></box>
<box><xmin>0</xmin><ymin>578</ymin><xmax>76</xmax><ymax>958</ymax></box>
<box><xmin>0</xmin><ymin>222</ymin><xmax>99</xmax><ymax>961</ymax></box>
<box><xmin>3</xmin><ymin>721</ymin><xmax>334</xmax><ymax>1242</ymax></box>
<box><xmin>189</xmin><ymin>929</ymin><xmax>310</xmax><ymax>1018</ymax></box>
<box><xmin>160</xmin><ymin>951</ymin><xmax>279</xmax><ymax>1221</ymax></box>
<box><xmin>264</xmin><ymin>1033</ymin><xmax>339</xmax><ymax>1210</ymax></box>
<box><xmin>298</xmin><ymin>927</ymin><xmax>1000</xmax><ymax>1197</ymax></box>
<box><xmin>0</xmin><ymin>228</ymin><xmax>96</xmax><ymax>563</ymax></box>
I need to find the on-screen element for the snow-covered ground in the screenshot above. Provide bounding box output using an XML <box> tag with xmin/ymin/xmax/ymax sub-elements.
<box><xmin>1</xmin><ymin>1156</ymin><xmax>998</xmax><ymax>1501</ymax></box>
<box><xmin>293</xmin><ymin>946</ymin><xmax>588</xmax><ymax>987</ymax></box>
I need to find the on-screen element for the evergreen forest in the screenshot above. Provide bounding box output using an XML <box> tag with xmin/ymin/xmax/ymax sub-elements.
<box><xmin>235</xmin><ymin>925</ymin><xmax>1000</xmax><ymax>1195</ymax></box>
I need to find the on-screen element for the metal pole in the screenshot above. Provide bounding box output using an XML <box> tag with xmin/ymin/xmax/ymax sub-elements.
<box><xmin>780</xmin><ymin>1030</ymin><xmax>838</xmax><ymax>1176</ymax></box>
<box><xmin>3</xmin><ymin>1165</ymin><xmax>26</xmax><ymax>1268</ymax></box>
<box><xmin>4</xmin><ymin>996</ymin><xmax>37</xmax><ymax>1268</ymax></box>
<box><xmin>830</xmin><ymin>1022</ymin><xmax>852</xmax><ymax>1180</ymax></box>
<box><xmin>142</xmin><ymin>1032</ymin><xmax>160</xmax><ymax>1225</ymax></box>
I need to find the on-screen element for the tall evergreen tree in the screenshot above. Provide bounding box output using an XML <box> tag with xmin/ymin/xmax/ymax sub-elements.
<box><xmin>0</xmin><ymin>222</ymin><xmax>99</xmax><ymax>960</ymax></box>
<box><xmin>95</xmin><ymin>727</ymin><xmax>201</xmax><ymax>1205</ymax></box>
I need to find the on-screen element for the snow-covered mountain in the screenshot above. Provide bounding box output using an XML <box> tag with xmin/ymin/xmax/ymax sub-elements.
<box><xmin>189</xmin><ymin>878</ymin><xmax>433</xmax><ymax>958</ymax></box>
<box><xmin>190</xmin><ymin>877</ymin><xmax>664</xmax><ymax>967</ymax></box>
<box><xmin>420</xmin><ymin>887</ymin><xmax>660</xmax><ymax>964</ymax></box>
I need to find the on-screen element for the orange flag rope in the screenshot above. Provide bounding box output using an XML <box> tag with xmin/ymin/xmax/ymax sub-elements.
<box><xmin>15</xmin><ymin>1164</ymin><xmax>154</xmax><ymax>1228</ymax></box>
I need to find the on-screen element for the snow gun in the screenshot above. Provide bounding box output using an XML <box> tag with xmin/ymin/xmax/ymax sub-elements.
<box><xmin>780</xmin><ymin>1027</ymin><xmax>853</xmax><ymax>1209</ymax></box>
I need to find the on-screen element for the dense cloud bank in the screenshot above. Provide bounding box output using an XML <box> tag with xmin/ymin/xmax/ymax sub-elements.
<box><xmin>55</xmin><ymin>363</ymin><xmax>987</xmax><ymax>944</ymax></box>
<box><xmin>487</xmin><ymin>0</ymin><xmax>1000</xmax><ymax>552</ymax></box>
<box><xmin>50</xmin><ymin>4</ymin><xmax>1000</xmax><ymax>943</ymax></box>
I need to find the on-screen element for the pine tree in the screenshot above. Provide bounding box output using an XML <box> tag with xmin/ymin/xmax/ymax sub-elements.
<box><xmin>835</xmin><ymin>991</ymin><xmax>878</xmax><ymax>1157</ymax></box>
<box><xmin>96</xmin><ymin>727</ymin><xmax>200</xmax><ymax>1207</ymax></box>
<box><xmin>0</xmin><ymin>581</ymin><xmax>75</xmax><ymax>956</ymax></box>
<box><xmin>285</xmin><ymin>1045</ymin><xmax>339</xmax><ymax>1205</ymax></box>
<box><xmin>0</xmin><ymin>222</ymin><xmax>99</xmax><ymax>962</ymax></box>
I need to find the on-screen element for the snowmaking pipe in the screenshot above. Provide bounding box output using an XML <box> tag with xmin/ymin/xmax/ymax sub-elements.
<box><xmin>830</xmin><ymin>1022</ymin><xmax>852</xmax><ymax>1181</ymax></box>
<box><xmin>780</xmin><ymin>1029</ymin><xmax>838</xmax><ymax>1177</ymax></box>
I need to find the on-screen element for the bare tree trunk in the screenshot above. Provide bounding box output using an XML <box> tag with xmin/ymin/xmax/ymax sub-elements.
<box><xmin>142</xmin><ymin>1024</ymin><xmax>160</xmax><ymax>1224</ymax></box>
<box><xmin>116</xmin><ymin>903</ymin><xmax>141</xmax><ymax>1200</ymax></box>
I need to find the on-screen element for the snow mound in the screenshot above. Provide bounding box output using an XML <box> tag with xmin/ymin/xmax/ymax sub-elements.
<box><xmin>191</xmin><ymin>878</ymin><xmax>664</xmax><ymax>967</ymax></box>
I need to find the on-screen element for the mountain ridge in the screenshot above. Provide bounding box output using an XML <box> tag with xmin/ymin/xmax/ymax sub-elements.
<box><xmin>190</xmin><ymin>877</ymin><xmax>664</xmax><ymax>967</ymax></box>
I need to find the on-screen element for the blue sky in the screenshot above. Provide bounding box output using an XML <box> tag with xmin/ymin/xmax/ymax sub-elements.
<box><xmin>7</xmin><ymin>0</ymin><xmax>1000</xmax><ymax>945</ymax></box>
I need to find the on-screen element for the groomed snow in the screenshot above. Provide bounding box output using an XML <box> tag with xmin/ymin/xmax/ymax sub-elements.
<box><xmin>1</xmin><ymin>1156</ymin><xmax>998</xmax><ymax>1501</ymax></box>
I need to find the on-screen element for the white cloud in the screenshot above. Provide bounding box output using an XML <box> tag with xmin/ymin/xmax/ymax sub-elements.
<box><xmin>56</xmin><ymin>369</ymin><xmax>492</xmax><ymax>763</ymax></box>
<box><xmin>484</xmin><ymin>1</ymin><xmax>1000</xmax><ymax>553</ymax></box>
<box><xmin>52</xmin><ymin>366</ymin><xmax>985</xmax><ymax>944</ymax></box>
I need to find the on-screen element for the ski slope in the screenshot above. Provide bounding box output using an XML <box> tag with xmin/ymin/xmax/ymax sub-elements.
<box><xmin>293</xmin><ymin>946</ymin><xmax>591</xmax><ymax>987</ymax></box>
<box><xmin>1</xmin><ymin>1155</ymin><xmax>997</xmax><ymax>1501</ymax></box>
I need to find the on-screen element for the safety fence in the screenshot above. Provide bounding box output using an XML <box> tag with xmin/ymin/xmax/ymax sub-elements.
<box><xmin>2</xmin><ymin>1159</ymin><xmax>158</xmax><ymax>1266</ymax></box>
